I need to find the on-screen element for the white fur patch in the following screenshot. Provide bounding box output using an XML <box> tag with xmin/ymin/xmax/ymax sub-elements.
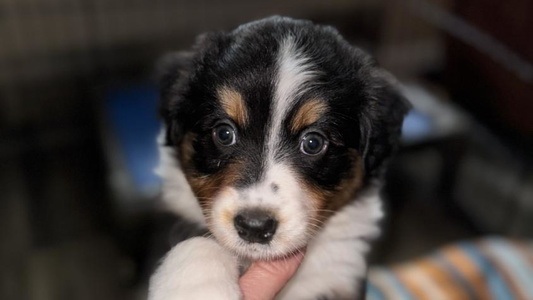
<box><xmin>267</xmin><ymin>36</ymin><xmax>317</xmax><ymax>162</ymax></box>
<box><xmin>155</xmin><ymin>129</ymin><xmax>205</xmax><ymax>224</ymax></box>
<box><xmin>206</xmin><ymin>37</ymin><xmax>320</xmax><ymax>260</ymax></box>
<box><xmin>148</xmin><ymin>237</ymin><xmax>241</xmax><ymax>300</ymax></box>
<box><xmin>277</xmin><ymin>189</ymin><xmax>383</xmax><ymax>299</ymax></box>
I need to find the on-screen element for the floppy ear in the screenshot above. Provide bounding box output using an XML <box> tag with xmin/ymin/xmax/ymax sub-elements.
<box><xmin>360</xmin><ymin>70</ymin><xmax>410</xmax><ymax>179</ymax></box>
<box><xmin>156</xmin><ymin>51</ymin><xmax>195</xmax><ymax>103</ymax></box>
<box><xmin>155</xmin><ymin>51</ymin><xmax>195</xmax><ymax>146</ymax></box>
<box><xmin>156</xmin><ymin>32</ymin><xmax>227</xmax><ymax>146</ymax></box>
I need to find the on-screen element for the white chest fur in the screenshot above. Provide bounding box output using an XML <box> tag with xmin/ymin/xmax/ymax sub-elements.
<box><xmin>277</xmin><ymin>192</ymin><xmax>382</xmax><ymax>299</ymax></box>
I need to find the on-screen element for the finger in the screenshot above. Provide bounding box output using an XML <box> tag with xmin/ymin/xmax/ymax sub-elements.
<box><xmin>239</xmin><ymin>251</ymin><xmax>305</xmax><ymax>300</ymax></box>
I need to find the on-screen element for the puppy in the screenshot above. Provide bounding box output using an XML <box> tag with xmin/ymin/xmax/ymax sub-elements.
<box><xmin>149</xmin><ymin>16</ymin><xmax>409</xmax><ymax>300</ymax></box>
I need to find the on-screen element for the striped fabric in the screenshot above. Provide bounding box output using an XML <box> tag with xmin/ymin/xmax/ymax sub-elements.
<box><xmin>367</xmin><ymin>237</ymin><xmax>533</xmax><ymax>300</ymax></box>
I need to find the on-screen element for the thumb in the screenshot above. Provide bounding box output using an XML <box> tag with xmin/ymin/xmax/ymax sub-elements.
<box><xmin>239</xmin><ymin>251</ymin><xmax>305</xmax><ymax>300</ymax></box>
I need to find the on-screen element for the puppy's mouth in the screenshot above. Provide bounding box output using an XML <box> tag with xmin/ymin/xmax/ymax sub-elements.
<box><xmin>204</xmin><ymin>165</ymin><xmax>320</xmax><ymax>260</ymax></box>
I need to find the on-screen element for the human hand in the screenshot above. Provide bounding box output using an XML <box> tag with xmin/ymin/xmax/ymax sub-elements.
<box><xmin>239</xmin><ymin>251</ymin><xmax>305</xmax><ymax>300</ymax></box>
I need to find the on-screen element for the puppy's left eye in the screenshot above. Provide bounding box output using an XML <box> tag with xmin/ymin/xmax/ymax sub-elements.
<box><xmin>213</xmin><ymin>124</ymin><xmax>237</xmax><ymax>146</ymax></box>
<box><xmin>300</xmin><ymin>132</ymin><xmax>328</xmax><ymax>156</ymax></box>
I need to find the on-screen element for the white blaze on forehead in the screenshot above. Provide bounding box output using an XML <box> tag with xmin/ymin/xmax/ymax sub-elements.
<box><xmin>267</xmin><ymin>36</ymin><xmax>317</xmax><ymax>161</ymax></box>
<box><xmin>206</xmin><ymin>37</ymin><xmax>321</xmax><ymax>260</ymax></box>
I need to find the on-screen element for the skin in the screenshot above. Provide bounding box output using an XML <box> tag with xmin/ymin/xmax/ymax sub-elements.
<box><xmin>239</xmin><ymin>251</ymin><xmax>305</xmax><ymax>300</ymax></box>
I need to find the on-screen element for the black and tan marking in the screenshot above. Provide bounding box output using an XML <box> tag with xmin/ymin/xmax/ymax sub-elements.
<box><xmin>158</xmin><ymin>16</ymin><xmax>408</xmax><ymax>260</ymax></box>
<box><xmin>290</xmin><ymin>98</ymin><xmax>328</xmax><ymax>134</ymax></box>
<box><xmin>217</xmin><ymin>87</ymin><xmax>249</xmax><ymax>127</ymax></box>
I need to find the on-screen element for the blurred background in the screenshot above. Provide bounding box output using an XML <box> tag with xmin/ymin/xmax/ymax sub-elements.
<box><xmin>1</xmin><ymin>0</ymin><xmax>532</xmax><ymax>299</ymax></box>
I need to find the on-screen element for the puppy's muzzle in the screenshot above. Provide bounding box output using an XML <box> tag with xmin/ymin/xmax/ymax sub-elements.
<box><xmin>234</xmin><ymin>209</ymin><xmax>278</xmax><ymax>244</ymax></box>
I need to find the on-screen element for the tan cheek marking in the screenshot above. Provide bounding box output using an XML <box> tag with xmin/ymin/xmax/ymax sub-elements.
<box><xmin>217</xmin><ymin>87</ymin><xmax>248</xmax><ymax>126</ymax></box>
<box><xmin>179</xmin><ymin>135</ymin><xmax>245</xmax><ymax>215</ymax></box>
<box><xmin>290</xmin><ymin>98</ymin><xmax>327</xmax><ymax>133</ymax></box>
<box><xmin>218</xmin><ymin>188</ymin><xmax>239</xmax><ymax>226</ymax></box>
<box><xmin>177</xmin><ymin>133</ymin><xmax>245</xmax><ymax>228</ymax></box>
<box><xmin>302</xmin><ymin>183</ymin><xmax>333</xmax><ymax>230</ymax></box>
<box><xmin>176</xmin><ymin>132</ymin><xmax>216</xmax><ymax>211</ymax></box>
<box><xmin>302</xmin><ymin>150</ymin><xmax>364</xmax><ymax>228</ymax></box>
<box><xmin>221</xmin><ymin>209</ymin><xmax>234</xmax><ymax>227</ymax></box>
<box><xmin>329</xmin><ymin>150</ymin><xmax>364</xmax><ymax>210</ymax></box>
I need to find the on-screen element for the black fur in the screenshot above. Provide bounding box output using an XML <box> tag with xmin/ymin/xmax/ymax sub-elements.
<box><xmin>158</xmin><ymin>16</ymin><xmax>408</xmax><ymax>196</ymax></box>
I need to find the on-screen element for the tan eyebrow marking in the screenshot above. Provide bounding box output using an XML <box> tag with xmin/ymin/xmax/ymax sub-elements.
<box><xmin>217</xmin><ymin>87</ymin><xmax>249</xmax><ymax>126</ymax></box>
<box><xmin>290</xmin><ymin>98</ymin><xmax>327</xmax><ymax>133</ymax></box>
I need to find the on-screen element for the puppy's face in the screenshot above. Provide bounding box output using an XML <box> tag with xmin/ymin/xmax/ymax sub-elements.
<box><xmin>160</xmin><ymin>17</ymin><xmax>408</xmax><ymax>260</ymax></box>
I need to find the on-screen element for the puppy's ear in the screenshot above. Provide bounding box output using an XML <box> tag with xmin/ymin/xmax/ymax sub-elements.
<box><xmin>155</xmin><ymin>51</ymin><xmax>195</xmax><ymax>146</ymax></box>
<box><xmin>156</xmin><ymin>51</ymin><xmax>195</xmax><ymax>102</ymax></box>
<box><xmin>360</xmin><ymin>70</ymin><xmax>410</xmax><ymax>179</ymax></box>
<box><xmin>156</xmin><ymin>32</ymin><xmax>227</xmax><ymax>146</ymax></box>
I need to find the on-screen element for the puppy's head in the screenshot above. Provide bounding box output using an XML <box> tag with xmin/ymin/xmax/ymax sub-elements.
<box><xmin>158</xmin><ymin>17</ymin><xmax>409</xmax><ymax>260</ymax></box>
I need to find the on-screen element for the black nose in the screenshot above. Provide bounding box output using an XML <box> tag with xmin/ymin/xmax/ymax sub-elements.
<box><xmin>234</xmin><ymin>210</ymin><xmax>278</xmax><ymax>244</ymax></box>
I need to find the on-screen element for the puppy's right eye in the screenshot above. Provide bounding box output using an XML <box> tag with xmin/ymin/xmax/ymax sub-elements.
<box><xmin>300</xmin><ymin>132</ymin><xmax>328</xmax><ymax>156</ymax></box>
<box><xmin>213</xmin><ymin>124</ymin><xmax>237</xmax><ymax>146</ymax></box>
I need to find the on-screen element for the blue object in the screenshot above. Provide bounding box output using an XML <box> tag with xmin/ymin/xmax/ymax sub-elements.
<box><xmin>105</xmin><ymin>83</ymin><xmax>161</xmax><ymax>196</ymax></box>
<box><xmin>401</xmin><ymin>110</ymin><xmax>434</xmax><ymax>143</ymax></box>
